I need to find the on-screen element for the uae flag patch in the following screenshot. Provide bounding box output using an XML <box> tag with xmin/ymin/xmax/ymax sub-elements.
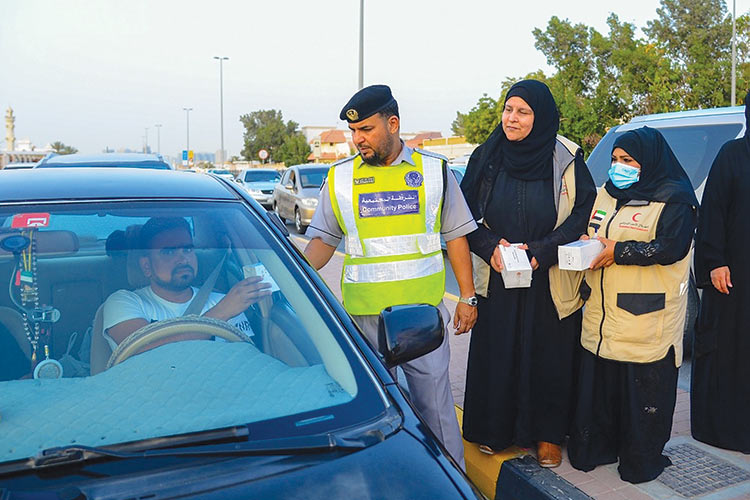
<box><xmin>591</xmin><ymin>209</ymin><xmax>607</xmax><ymax>223</ymax></box>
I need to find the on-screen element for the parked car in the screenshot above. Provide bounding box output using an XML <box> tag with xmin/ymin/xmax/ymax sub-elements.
<box><xmin>586</xmin><ymin>105</ymin><xmax>747</xmax><ymax>355</ymax></box>
<box><xmin>206</xmin><ymin>168</ymin><xmax>236</xmax><ymax>181</ymax></box>
<box><xmin>238</xmin><ymin>168</ymin><xmax>282</xmax><ymax>208</ymax></box>
<box><xmin>273</xmin><ymin>164</ymin><xmax>330</xmax><ymax>233</ymax></box>
<box><xmin>36</xmin><ymin>153</ymin><xmax>173</xmax><ymax>169</ymax></box>
<box><xmin>0</xmin><ymin>167</ymin><xmax>480</xmax><ymax>499</ymax></box>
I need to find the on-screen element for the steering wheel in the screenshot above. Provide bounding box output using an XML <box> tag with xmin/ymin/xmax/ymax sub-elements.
<box><xmin>106</xmin><ymin>315</ymin><xmax>252</xmax><ymax>369</ymax></box>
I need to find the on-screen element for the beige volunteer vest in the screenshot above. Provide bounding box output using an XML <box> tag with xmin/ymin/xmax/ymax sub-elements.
<box><xmin>473</xmin><ymin>135</ymin><xmax>583</xmax><ymax>319</ymax></box>
<box><xmin>582</xmin><ymin>190</ymin><xmax>690</xmax><ymax>367</ymax></box>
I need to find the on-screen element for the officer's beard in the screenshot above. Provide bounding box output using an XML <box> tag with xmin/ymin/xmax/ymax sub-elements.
<box><xmin>360</xmin><ymin>140</ymin><xmax>399</xmax><ymax>166</ymax></box>
<box><xmin>360</xmin><ymin>149</ymin><xmax>387</xmax><ymax>166</ymax></box>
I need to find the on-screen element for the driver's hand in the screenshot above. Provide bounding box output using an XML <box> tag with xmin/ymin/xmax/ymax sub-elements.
<box><xmin>205</xmin><ymin>276</ymin><xmax>272</xmax><ymax>320</ymax></box>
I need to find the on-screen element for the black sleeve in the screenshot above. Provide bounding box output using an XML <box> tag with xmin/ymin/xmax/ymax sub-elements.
<box><xmin>526</xmin><ymin>152</ymin><xmax>597</xmax><ymax>271</ymax></box>
<box><xmin>614</xmin><ymin>203</ymin><xmax>697</xmax><ymax>266</ymax></box>
<box><xmin>467</xmin><ymin>225</ymin><xmax>501</xmax><ymax>265</ymax></box>
<box><xmin>694</xmin><ymin>144</ymin><xmax>734</xmax><ymax>286</ymax></box>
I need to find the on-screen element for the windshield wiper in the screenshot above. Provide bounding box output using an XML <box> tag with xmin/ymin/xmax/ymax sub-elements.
<box><xmin>0</xmin><ymin>425</ymin><xmax>250</xmax><ymax>476</ymax></box>
<box><xmin>0</xmin><ymin>427</ymin><xmax>372</xmax><ymax>476</ymax></box>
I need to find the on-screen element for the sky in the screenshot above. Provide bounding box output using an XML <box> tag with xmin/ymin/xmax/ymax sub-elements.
<box><xmin>1</xmin><ymin>0</ymin><xmax>748</xmax><ymax>160</ymax></box>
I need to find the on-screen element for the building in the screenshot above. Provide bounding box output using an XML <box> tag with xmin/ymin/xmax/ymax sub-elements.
<box><xmin>405</xmin><ymin>131</ymin><xmax>443</xmax><ymax>149</ymax></box>
<box><xmin>307</xmin><ymin>129</ymin><xmax>354</xmax><ymax>163</ymax></box>
<box><xmin>1</xmin><ymin>107</ymin><xmax>53</xmax><ymax>168</ymax></box>
<box><xmin>421</xmin><ymin>136</ymin><xmax>476</xmax><ymax>161</ymax></box>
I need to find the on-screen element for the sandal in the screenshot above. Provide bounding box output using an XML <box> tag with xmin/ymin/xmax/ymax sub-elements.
<box><xmin>478</xmin><ymin>444</ymin><xmax>496</xmax><ymax>455</ymax></box>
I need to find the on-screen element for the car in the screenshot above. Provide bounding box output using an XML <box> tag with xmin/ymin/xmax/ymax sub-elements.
<box><xmin>440</xmin><ymin>164</ymin><xmax>469</xmax><ymax>251</ymax></box>
<box><xmin>206</xmin><ymin>168</ymin><xmax>236</xmax><ymax>181</ymax></box>
<box><xmin>237</xmin><ymin>168</ymin><xmax>282</xmax><ymax>208</ymax></box>
<box><xmin>0</xmin><ymin>167</ymin><xmax>480</xmax><ymax>499</ymax></box>
<box><xmin>586</xmin><ymin>105</ymin><xmax>747</xmax><ymax>355</ymax></box>
<box><xmin>36</xmin><ymin>153</ymin><xmax>173</xmax><ymax>169</ymax></box>
<box><xmin>273</xmin><ymin>164</ymin><xmax>329</xmax><ymax>233</ymax></box>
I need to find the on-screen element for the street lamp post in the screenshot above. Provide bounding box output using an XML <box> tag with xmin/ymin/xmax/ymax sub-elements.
<box><xmin>154</xmin><ymin>124</ymin><xmax>162</xmax><ymax>154</ymax></box>
<box><xmin>358</xmin><ymin>0</ymin><xmax>364</xmax><ymax>89</ymax></box>
<box><xmin>731</xmin><ymin>0</ymin><xmax>737</xmax><ymax>106</ymax></box>
<box><xmin>213</xmin><ymin>56</ymin><xmax>229</xmax><ymax>165</ymax></box>
<box><xmin>144</xmin><ymin>127</ymin><xmax>149</xmax><ymax>153</ymax></box>
<box><xmin>183</xmin><ymin>107</ymin><xmax>193</xmax><ymax>157</ymax></box>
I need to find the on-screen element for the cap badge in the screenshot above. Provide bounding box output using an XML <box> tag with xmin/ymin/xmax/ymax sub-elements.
<box><xmin>405</xmin><ymin>171</ymin><xmax>424</xmax><ymax>187</ymax></box>
<box><xmin>346</xmin><ymin>109</ymin><xmax>359</xmax><ymax>121</ymax></box>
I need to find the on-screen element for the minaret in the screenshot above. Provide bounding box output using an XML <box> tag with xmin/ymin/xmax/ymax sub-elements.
<box><xmin>5</xmin><ymin>107</ymin><xmax>16</xmax><ymax>151</ymax></box>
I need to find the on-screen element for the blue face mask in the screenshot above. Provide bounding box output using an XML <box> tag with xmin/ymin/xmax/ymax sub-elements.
<box><xmin>608</xmin><ymin>162</ymin><xmax>640</xmax><ymax>189</ymax></box>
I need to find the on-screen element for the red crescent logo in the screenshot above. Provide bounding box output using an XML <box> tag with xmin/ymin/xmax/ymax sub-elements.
<box><xmin>632</xmin><ymin>213</ymin><xmax>642</xmax><ymax>222</ymax></box>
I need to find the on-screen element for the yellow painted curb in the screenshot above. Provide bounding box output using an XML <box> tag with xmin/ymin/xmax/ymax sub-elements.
<box><xmin>456</xmin><ymin>406</ymin><xmax>527</xmax><ymax>499</ymax></box>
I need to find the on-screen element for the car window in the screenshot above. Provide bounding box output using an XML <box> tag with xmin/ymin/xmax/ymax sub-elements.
<box><xmin>244</xmin><ymin>171</ymin><xmax>281</xmax><ymax>183</ymax></box>
<box><xmin>299</xmin><ymin>168</ymin><xmax>328</xmax><ymax>188</ymax></box>
<box><xmin>588</xmin><ymin>123</ymin><xmax>743</xmax><ymax>188</ymax></box>
<box><xmin>0</xmin><ymin>200</ymin><xmax>384</xmax><ymax>465</ymax></box>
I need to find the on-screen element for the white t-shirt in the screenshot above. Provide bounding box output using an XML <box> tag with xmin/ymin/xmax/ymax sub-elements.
<box><xmin>101</xmin><ymin>286</ymin><xmax>253</xmax><ymax>350</ymax></box>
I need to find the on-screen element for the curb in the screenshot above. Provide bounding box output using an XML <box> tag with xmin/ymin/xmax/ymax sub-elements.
<box><xmin>495</xmin><ymin>456</ymin><xmax>592</xmax><ymax>500</ymax></box>
<box><xmin>457</xmin><ymin>407</ymin><xmax>591</xmax><ymax>499</ymax></box>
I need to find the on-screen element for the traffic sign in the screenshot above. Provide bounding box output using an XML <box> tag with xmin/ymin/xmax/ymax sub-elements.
<box><xmin>182</xmin><ymin>150</ymin><xmax>188</xmax><ymax>166</ymax></box>
<box><xmin>258</xmin><ymin>149</ymin><xmax>269</xmax><ymax>161</ymax></box>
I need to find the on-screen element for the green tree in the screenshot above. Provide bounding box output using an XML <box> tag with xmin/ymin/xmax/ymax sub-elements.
<box><xmin>451</xmin><ymin>111</ymin><xmax>468</xmax><ymax>136</ymax></box>
<box><xmin>239</xmin><ymin>110</ymin><xmax>298</xmax><ymax>162</ymax></box>
<box><xmin>50</xmin><ymin>141</ymin><xmax>77</xmax><ymax>155</ymax></box>
<box><xmin>277</xmin><ymin>132</ymin><xmax>311</xmax><ymax>166</ymax></box>
<box><xmin>462</xmin><ymin>94</ymin><xmax>500</xmax><ymax>144</ymax></box>
<box><xmin>645</xmin><ymin>0</ymin><xmax>733</xmax><ymax>108</ymax></box>
<box><xmin>455</xmin><ymin>0</ymin><xmax>750</xmax><ymax>151</ymax></box>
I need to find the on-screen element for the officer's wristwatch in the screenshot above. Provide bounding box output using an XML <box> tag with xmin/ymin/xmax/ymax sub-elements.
<box><xmin>458</xmin><ymin>296</ymin><xmax>478</xmax><ymax>307</ymax></box>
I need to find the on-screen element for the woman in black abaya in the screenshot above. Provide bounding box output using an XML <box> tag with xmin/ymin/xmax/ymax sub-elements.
<box><xmin>692</xmin><ymin>91</ymin><xmax>750</xmax><ymax>453</ymax></box>
<box><xmin>460</xmin><ymin>80</ymin><xmax>595</xmax><ymax>467</ymax></box>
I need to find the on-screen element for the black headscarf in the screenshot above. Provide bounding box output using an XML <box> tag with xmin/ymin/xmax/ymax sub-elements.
<box><xmin>605</xmin><ymin>126</ymin><xmax>698</xmax><ymax>206</ymax></box>
<box><xmin>744</xmin><ymin>90</ymin><xmax>750</xmax><ymax>142</ymax></box>
<box><xmin>461</xmin><ymin>79</ymin><xmax>560</xmax><ymax>217</ymax></box>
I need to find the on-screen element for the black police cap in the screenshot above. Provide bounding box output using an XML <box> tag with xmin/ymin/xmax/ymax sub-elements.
<box><xmin>339</xmin><ymin>84</ymin><xmax>397</xmax><ymax>123</ymax></box>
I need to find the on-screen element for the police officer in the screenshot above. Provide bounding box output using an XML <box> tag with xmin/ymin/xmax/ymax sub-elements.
<box><xmin>304</xmin><ymin>85</ymin><xmax>477</xmax><ymax>467</ymax></box>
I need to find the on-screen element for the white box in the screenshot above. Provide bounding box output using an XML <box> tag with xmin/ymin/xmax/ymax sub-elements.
<box><xmin>499</xmin><ymin>244</ymin><xmax>533</xmax><ymax>288</ymax></box>
<box><xmin>558</xmin><ymin>240</ymin><xmax>604</xmax><ymax>271</ymax></box>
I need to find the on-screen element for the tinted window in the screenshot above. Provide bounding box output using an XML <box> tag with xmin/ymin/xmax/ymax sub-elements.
<box><xmin>299</xmin><ymin>168</ymin><xmax>329</xmax><ymax>188</ymax></box>
<box><xmin>588</xmin><ymin>123</ymin><xmax>743</xmax><ymax>188</ymax></box>
<box><xmin>244</xmin><ymin>171</ymin><xmax>281</xmax><ymax>183</ymax></box>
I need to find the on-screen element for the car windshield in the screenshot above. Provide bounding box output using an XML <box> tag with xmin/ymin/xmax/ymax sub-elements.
<box><xmin>299</xmin><ymin>168</ymin><xmax>328</xmax><ymax>188</ymax></box>
<box><xmin>244</xmin><ymin>171</ymin><xmax>281</xmax><ymax>183</ymax></box>
<box><xmin>587</xmin><ymin>123</ymin><xmax>743</xmax><ymax>188</ymax></box>
<box><xmin>209</xmin><ymin>169</ymin><xmax>233</xmax><ymax>175</ymax></box>
<box><xmin>0</xmin><ymin>200</ymin><xmax>383</xmax><ymax>465</ymax></box>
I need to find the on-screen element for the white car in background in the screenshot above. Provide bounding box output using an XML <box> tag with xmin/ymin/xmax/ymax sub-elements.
<box><xmin>237</xmin><ymin>168</ymin><xmax>281</xmax><ymax>208</ymax></box>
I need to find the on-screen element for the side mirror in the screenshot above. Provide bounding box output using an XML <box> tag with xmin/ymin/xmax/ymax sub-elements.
<box><xmin>284</xmin><ymin>182</ymin><xmax>294</xmax><ymax>190</ymax></box>
<box><xmin>377</xmin><ymin>304</ymin><xmax>443</xmax><ymax>369</ymax></box>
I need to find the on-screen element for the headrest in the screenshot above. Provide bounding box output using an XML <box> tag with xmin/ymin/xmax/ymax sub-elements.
<box><xmin>0</xmin><ymin>230</ymin><xmax>79</xmax><ymax>258</ymax></box>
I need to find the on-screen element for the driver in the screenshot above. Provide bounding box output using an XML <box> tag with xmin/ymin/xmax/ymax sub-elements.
<box><xmin>102</xmin><ymin>217</ymin><xmax>271</xmax><ymax>350</ymax></box>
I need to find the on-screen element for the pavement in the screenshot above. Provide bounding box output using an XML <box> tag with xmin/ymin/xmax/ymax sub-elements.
<box><xmin>290</xmin><ymin>231</ymin><xmax>750</xmax><ymax>500</ymax></box>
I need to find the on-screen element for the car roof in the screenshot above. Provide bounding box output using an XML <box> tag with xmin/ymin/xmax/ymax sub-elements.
<box><xmin>0</xmin><ymin>168</ymin><xmax>238</xmax><ymax>202</ymax></box>
<box><xmin>629</xmin><ymin>105</ymin><xmax>745</xmax><ymax>124</ymax></box>
<box><xmin>36</xmin><ymin>153</ymin><xmax>173</xmax><ymax>169</ymax></box>
<box><xmin>289</xmin><ymin>164</ymin><xmax>329</xmax><ymax>170</ymax></box>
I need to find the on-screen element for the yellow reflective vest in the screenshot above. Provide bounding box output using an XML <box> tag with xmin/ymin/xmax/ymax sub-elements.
<box><xmin>582</xmin><ymin>190</ymin><xmax>690</xmax><ymax>367</ymax></box>
<box><xmin>329</xmin><ymin>150</ymin><xmax>446</xmax><ymax>315</ymax></box>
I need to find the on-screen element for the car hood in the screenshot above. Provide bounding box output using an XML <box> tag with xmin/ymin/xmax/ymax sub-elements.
<box><xmin>222</xmin><ymin>431</ymin><xmax>474</xmax><ymax>499</ymax></box>
<box><xmin>298</xmin><ymin>186</ymin><xmax>321</xmax><ymax>198</ymax></box>
<box><xmin>244</xmin><ymin>181</ymin><xmax>277</xmax><ymax>190</ymax></box>
<box><xmin>30</xmin><ymin>430</ymin><xmax>477</xmax><ymax>499</ymax></box>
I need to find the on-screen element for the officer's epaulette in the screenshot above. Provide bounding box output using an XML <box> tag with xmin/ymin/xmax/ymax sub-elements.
<box><xmin>414</xmin><ymin>148</ymin><xmax>448</xmax><ymax>162</ymax></box>
<box><xmin>331</xmin><ymin>153</ymin><xmax>359</xmax><ymax>168</ymax></box>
